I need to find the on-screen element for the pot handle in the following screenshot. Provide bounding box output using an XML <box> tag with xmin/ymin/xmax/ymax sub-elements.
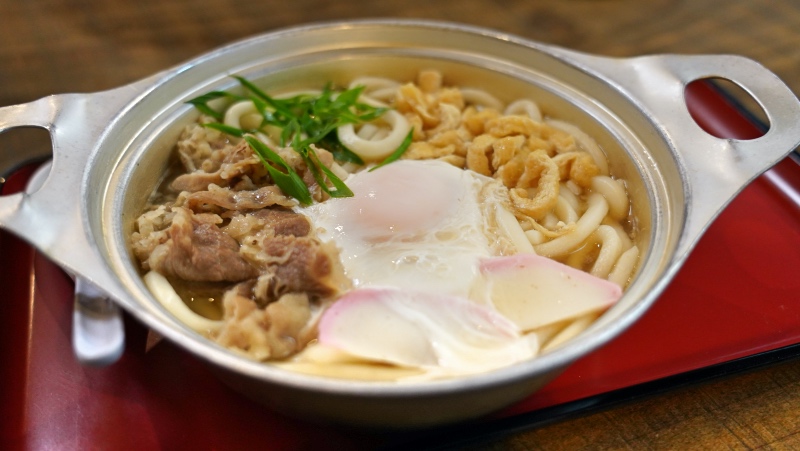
<box><xmin>553</xmin><ymin>50</ymin><xmax>800</xmax><ymax>256</ymax></box>
<box><xmin>0</xmin><ymin>78</ymin><xmax>157</xmax><ymax>297</ymax></box>
<box><xmin>0</xmin><ymin>96</ymin><xmax>57</xmax><ymax>182</ymax></box>
<box><xmin>0</xmin><ymin>95</ymin><xmax>62</xmax><ymax>241</ymax></box>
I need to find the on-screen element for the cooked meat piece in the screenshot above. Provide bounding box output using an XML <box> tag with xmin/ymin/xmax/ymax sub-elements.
<box><xmin>148</xmin><ymin>207</ymin><xmax>258</xmax><ymax>282</ymax></box>
<box><xmin>172</xmin><ymin>140</ymin><xmax>262</xmax><ymax>193</ymax></box>
<box><xmin>262</xmin><ymin>236</ymin><xmax>347</xmax><ymax>300</ymax></box>
<box><xmin>171</xmin><ymin>171</ymin><xmax>224</xmax><ymax>193</ymax></box>
<box><xmin>185</xmin><ymin>185</ymin><xmax>296</xmax><ymax>213</ymax></box>
<box><xmin>214</xmin><ymin>284</ymin><xmax>314</xmax><ymax>360</ymax></box>
<box><xmin>174</xmin><ymin>122</ymin><xmax>232</xmax><ymax>173</ymax></box>
<box><xmin>250</xmin><ymin>208</ymin><xmax>311</xmax><ymax>237</ymax></box>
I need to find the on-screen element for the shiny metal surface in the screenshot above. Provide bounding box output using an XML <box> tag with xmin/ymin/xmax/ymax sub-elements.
<box><xmin>72</xmin><ymin>276</ymin><xmax>125</xmax><ymax>366</ymax></box>
<box><xmin>25</xmin><ymin>161</ymin><xmax>126</xmax><ymax>366</ymax></box>
<box><xmin>0</xmin><ymin>20</ymin><xmax>798</xmax><ymax>427</ymax></box>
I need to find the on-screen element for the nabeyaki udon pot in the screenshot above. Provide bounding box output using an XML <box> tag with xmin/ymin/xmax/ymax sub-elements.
<box><xmin>1</xmin><ymin>20</ymin><xmax>799</xmax><ymax>428</ymax></box>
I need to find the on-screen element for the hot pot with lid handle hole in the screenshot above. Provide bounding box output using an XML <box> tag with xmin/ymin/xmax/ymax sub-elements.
<box><xmin>0</xmin><ymin>20</ymin><xmax>798</xmax><ymax>427</ymax></box>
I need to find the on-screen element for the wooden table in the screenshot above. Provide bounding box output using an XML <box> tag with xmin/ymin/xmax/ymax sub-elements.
<box><xmin>2</xmin><ymin>1</ymin><xmax>799</xmax><ymax>449</ymax></box>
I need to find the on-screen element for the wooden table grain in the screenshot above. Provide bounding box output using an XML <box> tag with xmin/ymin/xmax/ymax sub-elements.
<box><xmin>2</xmin><ymin>1</ymin><xmax>799</xmax><ymax>449</ymax></box>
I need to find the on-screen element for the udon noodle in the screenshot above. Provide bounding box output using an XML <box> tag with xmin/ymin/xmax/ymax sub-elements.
<box><xmin>130</xmin><ymin>69</ymin><xmax>639</xmax><ymax>381</ymax></box>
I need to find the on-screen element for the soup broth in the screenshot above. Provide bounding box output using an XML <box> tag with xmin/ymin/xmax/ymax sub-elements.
<box><xmin>130</xmin><ymin>69</ymin><xmax>638</xmax><ymax>380</ymax></box>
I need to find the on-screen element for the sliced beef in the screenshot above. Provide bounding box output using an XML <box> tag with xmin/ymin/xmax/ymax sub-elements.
<box><xmin>250</xmin><ymin>208</ymin><xmax>311</xmax><ymax>237</ymax></box>
<box><xmin>172</xmin><ymin>140</ymin><xmax>262</xmax><ymax>193</ymax></box>
<box><xmin>261</xmin><ymin>236</ymin><xmax>346</xmax><ymax>300</ymax></box>
<box><xmin>185</xmin><ymin>185</ymin><xmax>295</xmax><ymax>213</ymax></box>
<box><xmin>148</xmin><ymin>207</ymin><xmax>258</xmax><ymax>282</ymax></box>
<box><xmin>171</xmin><ymin>171</ymin><xmax>225</xmax><ymax>193</ymax></box>
<box><xmin>214</xmin><ymin>284</ymin><xmax>314</xmax><ymax>360</ymax></box>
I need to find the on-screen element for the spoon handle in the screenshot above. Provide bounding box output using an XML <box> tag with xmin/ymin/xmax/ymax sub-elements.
<box><xmin>72</xmin><ymin>276</ymin><xmax>125</xmax><ymax>366</ymax></box>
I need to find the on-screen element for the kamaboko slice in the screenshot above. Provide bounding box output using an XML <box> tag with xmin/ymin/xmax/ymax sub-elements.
<box><xmin>317</xmin><ymin>287</ymin><xmax>535</xmax><ymax>376</ymax></box>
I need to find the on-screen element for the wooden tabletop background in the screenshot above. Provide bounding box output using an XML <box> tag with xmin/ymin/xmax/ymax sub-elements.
<box><xmin>2</xmin><ymin>1</ymin><xmax>800</xmax><ymax>449</ymax></box>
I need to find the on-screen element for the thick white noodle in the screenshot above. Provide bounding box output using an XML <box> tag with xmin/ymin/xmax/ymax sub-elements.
<box><xmin>341</xmin><ymin>161</ymin><xmax>361</xmax><ymax>174</ymax></box>
<box><xmin>603</xmin><ymin>220</ymin><xmax>634</xmax><ymax>251</ymax></box>
<box><xmin>565</xmin><ymin>180</ymin><xmax>583</xmax><ymax>197</ymax></box>
<box><xmin>356</xmin><ymin>123</ymin><xmax>380</xmax><ymax>140</ymax></box>
<box><xmin>222</xmin><ymin>100</ymin><xmax>278</xmax><ymax>146</ymax></box>
<box><xmin>541</xmin><ymin>212</ymin><xmax>561</xmax><ymax>230</ymax></box>
<box><xmin>608</xmin><ymin>246</ymin><xmax>640</xmax><ymax>287</ymax></box>
<box><xmin>329</xmin><ymin>161</ymin><xmax>350</xmax><ymax>181</ymax></box>
<box><xmin>349</xmin><ymin>77</ymin><xmax>400</xmax><ymax>104</ymax></box>
<box><xmin>504</xmin><ymin>99</ymin><xmax>543</xmax><ymax>122</ymax></box>
<box><xmin>495</xmin><ymin>204</ymin><xmax>536</xmax><ymax>254</ymax></box>
<box><xmin>591</xmin><ymin>176</ymin><xmax>629</xmax><ymax>221</ymax></box>
<box><xmin>460</xmin><ymin>88</ymin><xmax>504</xmax><ymax>110</ymax></box>
<box><xmin>275</xmin><ymin>89</ymin><xmax>323</xmax><ymax>99</ymax></box>
<box><xmin>546</xmin><ymin>119</ymin><xmax>609</xmax><ymax>176</ymax></box>
<box><xmin>590</xmin><ymin>225</ymin><xmax>623</xmax><ymax>279</ymax></box>
<box><xmin>529</xmin><ymin>321</ymin><xmax>567</xmax><ymax>348</ymax></box>
<box><xmin>541</xmin><ymin>311</ymin><xmax>602</xmax><ymax>352</ymax></box>
<box><xmin>253</xmin><ymin>132</ymin><xmax>278</xmax><ymax>147</ymax></box>
<box><xmin>365</xmin><ymin>88</ymin><xmax>399</xmax><ymax>104</ymax></box>
<box><xmin>371</xmin><ymin>128</ymin><xmax>390</xmax><ymax>141</ymax></box>
<box><xmin>144</xmin><ymin>271</ymin><xmax>223</xmax><ymax>334</ymax></box>
<box><xmin>337</xmin><ymin>109</ymin><xmax>412</xmax><ymax>161</ymax></box>
<box><xmin>554</xmin><ymin>195</ymin><xmax>579</xmax><ymax>224</ymax></box>
<box><xmin>224</xmin><ymin>100</ymin><xmax>262</xmax><ymax>131</ymax></box>
<box><xmin>558</xmin><ymin>184</ymin><xmax>581</xmax><ymax>212</ymax></box>
<box><xmin>524</xmin><ymin>228</ymin><xmax>547</xmax><ymax>245</ymax></box>
<box><xmin>229</xmin><ymin>90</ymin><xmax>321</xmax><ymax>145</ymax></box>
<box><xmin>533</xmin><ymin>193</ymin><xmax>609</xmax><ymax>257</ymax></box>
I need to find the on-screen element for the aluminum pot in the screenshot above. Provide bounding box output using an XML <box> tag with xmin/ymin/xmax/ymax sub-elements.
<box><xmin>1</xmin><ymin>20</ymin><xmax>799</xmax><ymax>428</ymax></box>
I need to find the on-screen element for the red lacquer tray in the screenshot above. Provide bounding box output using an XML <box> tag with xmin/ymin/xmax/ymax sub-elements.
<box><xmin>1</xmin><ymin>81</ymin><xmax>799</xmax><ymax>450</ymax></box>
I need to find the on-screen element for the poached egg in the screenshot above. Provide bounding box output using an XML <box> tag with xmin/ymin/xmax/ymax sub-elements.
<box><xmin>289</xmin><ymin>159</ymin><xmax>621</xmax><ymax>380</ymax></box>
<box><xmin>301</xmin><ymin>159</ymin><xmax>504</xmax><ymax>298</ymax></box>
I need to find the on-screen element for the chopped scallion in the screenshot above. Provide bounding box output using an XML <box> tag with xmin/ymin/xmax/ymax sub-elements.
<box><xmin>186</xmin><ymin>77</ymin><xmax>410</xmax><ymax>203</ymax></box>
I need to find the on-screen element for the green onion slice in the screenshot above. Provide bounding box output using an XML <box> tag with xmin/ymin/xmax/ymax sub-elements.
<box><xmin>187</xmin><ymin>77</ymin><xmax>412</xmax><ymax>203</ymax></box>
<box><xmin>244</xmin><ymin>135</ymin><xmax>313</xmax><ymax>206</ymax></box>
<box><xmin>369</xmin><ymin>129</ymin><xmax>414</xmax><ymax>172</ymax></box>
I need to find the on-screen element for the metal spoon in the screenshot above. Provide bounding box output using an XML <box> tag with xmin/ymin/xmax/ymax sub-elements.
<box><xmin>26</xmin><ymin>161</ymin><xmax>125</xmax><ymax>366</ymax></box>
<box><xmin>72</xmin><ymin>276</ymin><xmax>125</xmax><ymax>366</ymax></box>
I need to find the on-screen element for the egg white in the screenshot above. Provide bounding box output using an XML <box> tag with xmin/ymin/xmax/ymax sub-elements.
<box><xmin>299</xmin><ymin>159</ymin><xmax>508</xmax><ymax>298</ymax></box>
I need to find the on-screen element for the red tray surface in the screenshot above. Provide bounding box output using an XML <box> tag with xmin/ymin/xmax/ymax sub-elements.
<box><xmin>1</xmin><ymin>82</ymin><xmax>799</xmax><ymax>450</ymax></box>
